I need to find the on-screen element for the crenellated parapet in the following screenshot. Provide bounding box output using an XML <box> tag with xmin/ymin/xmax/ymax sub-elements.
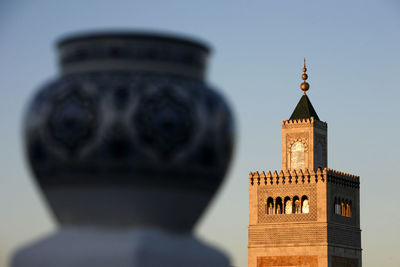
<box><xmin>282</xmin><ymin>117</ymin><xmax>327</xmax><ymax>130</ymax></box>
<box><xmin>325</xmin><ymin>168</ymin><xmax>360</xmax><ymax>189</ymax></box>
<box><xmin>249</xmin><ymin>168</ymin><xmax>359</xmax><ymax>189</ymax></box>
<box><xmin>249</xmin><ymin>168</ymin><xmax>325</xmax><ymax>186</ymax></box>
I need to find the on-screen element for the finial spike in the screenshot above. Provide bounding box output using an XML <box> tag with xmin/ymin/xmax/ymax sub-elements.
<box><xmin>300</xmin><ymin>58</ymin><xmax>309</xmax><ymax>94</ymax></box>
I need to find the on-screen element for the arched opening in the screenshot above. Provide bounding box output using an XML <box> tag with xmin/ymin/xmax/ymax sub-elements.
<box><xmin>345</xmin><ymin>200</ymin><xmax>352</xmax><ymax>217</ymax></box>
<box><xmin>293</xmin><ymin>196</ymin><xmax>301</xmax><ymax>214</ymax></box>
<box><xmin>335</xmin><ymin>197</ymin><xmax>342</xmax><ymax>215</ymax></box>
<box><xmin>284</xmin><ymin>196</ymin><xmax>292</xmax><ymax>214</ymax></box>
<box><xmin>267</xmin><ymin>197</ymin><xmax>274</xmax><ymax>215</ymax></box>
<box><xmin>290</xmin><ymin>141</ymin><xmax>305</xmax><ymax>170</ymax></box>
<box><xmin>347</xmin><ymin>201</ymin><xmax>352</xmax><ymax>217</ymax></box>
<box><xmin>301</xmin><ymin>195</ymin><xmax>309</xmax><ymax>214</ymax></box>
<box><xmin>275</xmin><ymin>197</ymin><xmax>283</xmax><ymax>215</ymax></box>
<box><xmin>341</xmin><ymin>200</ymin><xmax>346</xmax><ymax>216</ymax></box>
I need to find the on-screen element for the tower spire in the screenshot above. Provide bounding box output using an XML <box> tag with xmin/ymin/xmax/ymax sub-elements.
<box><xmin>300</xmin><ymin>58</ymin><xmax>310</xmax><ymax>95</ymax></box>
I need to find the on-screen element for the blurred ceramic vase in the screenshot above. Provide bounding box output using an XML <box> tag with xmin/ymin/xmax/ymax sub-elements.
<box><xmin>24</xmin><ymin>32</ymin><xmax>234</xmax><ymax>232</ymax></box>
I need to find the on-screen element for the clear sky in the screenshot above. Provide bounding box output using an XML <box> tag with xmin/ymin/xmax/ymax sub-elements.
<box><xmin>1</xmin><ymin>1</ymin><xmax>400</xmax><ymax>266</ymax></box>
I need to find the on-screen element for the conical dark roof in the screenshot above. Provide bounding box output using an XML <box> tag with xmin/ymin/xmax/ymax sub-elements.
<box><xmin>289</xmin><ymin>94</ymin><xmax>320</xmax><ymax>120</ymax></box>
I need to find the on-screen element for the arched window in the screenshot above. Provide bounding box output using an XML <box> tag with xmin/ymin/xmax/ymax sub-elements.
<box><xmin>341</xmin><ymin>200</ymin><xmax>346</xmax><ymax>216</ymax></box>
<box><xmin>301</xmin><ymin>195</ymin><xmax>309</xmax><ymax>214</ymax></box>
<box><xmin>284</xmin><ymin>196</ymin><xmax>292</xmax><ymax>214</ymax></box>
<box><xmin>275</xmin><ymin>197</ymin><xmax>283</xmax><ymax>215</ymax></box>
<box><xmin>345</xmin><ymin>200</ymin><xmax>352</xmax><ymax>217</ymax></box>
<box><xmin>348</xmin><ymin>201</ymin><xmax>352</xmax><ymax>217</ymax></box>
<box><xmin>293</xmin><ymin>196</ymin><xmax>300</xmax><ymax>214</ymax></box>
<box><xmin>267</xmin><ymin>197</ymin><xmax>274</xmax><ymax>215</ymax></box>
<box><xmin>334</xmin><ymin>197</ymin><xmax>342</xmax><ymax>215</ymax></box>
<box><xmin>290</xmin><ymin>141</ymin><xmax>305</xmax><ymax>170</ymax></box>
<box><xmin>337</xmin><ymin>198</ymin><xmax>342</xmax><ymax>215</ymax></box>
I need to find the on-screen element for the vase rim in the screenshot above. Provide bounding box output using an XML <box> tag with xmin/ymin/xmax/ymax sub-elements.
<box><xmin>57</xmin><ymin>30</ymin><xmax>211</xmax><ymax>54</ymax></box>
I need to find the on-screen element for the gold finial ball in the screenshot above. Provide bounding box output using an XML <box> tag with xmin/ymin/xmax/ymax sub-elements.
<box><xmin>301</xmin><ymin>82</ymin><xmax>309</xmax><ymax>91</ymax></box>
<box><xmin>303</xmin><ymin>67</ymin><xmax>307</xmax><ymax>72</ymax></box>
<box><xmin>302</xmin><ymin>73</ymin><xmax>308</xmax><ymax>80</ymax></box>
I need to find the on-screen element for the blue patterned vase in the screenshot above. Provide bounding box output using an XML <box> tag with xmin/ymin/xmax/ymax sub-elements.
<box><xmin>24</xmin><ymin>32</ymin><xmax>234</xmax><ymax>232</ymax></box>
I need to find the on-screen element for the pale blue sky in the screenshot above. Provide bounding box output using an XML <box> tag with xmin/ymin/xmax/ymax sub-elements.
<box><xmin>1</xmin><ymin>1</ymin><xmax>400</xmax><ymax>266</ymax></box>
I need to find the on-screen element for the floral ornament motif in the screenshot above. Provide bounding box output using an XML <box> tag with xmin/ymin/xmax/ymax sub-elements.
<box><xmin>48</xmin><ymin>86</ymin><xmax>97</xmax><ymax>154</ymax></box>
<box><xmin>133</xmin><ymin>86</ymin><xmax>195</xmax><ymax>160</ymax></box>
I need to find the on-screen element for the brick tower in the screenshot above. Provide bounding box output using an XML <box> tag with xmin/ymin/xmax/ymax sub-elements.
<box><xmin>248</xmin><ymin>61</ymin><xmax>362</xmax><ymax>267</ymax></box>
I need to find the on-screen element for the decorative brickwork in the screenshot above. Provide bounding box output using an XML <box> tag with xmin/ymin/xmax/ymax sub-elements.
<box><xmin>328</xmin><ymin>224</ymin><xmax>361</xmax><ymax>248</ymax></box>
<box><xmin>257</xmin><ymin>255</ymin><xmax>319</xmax><ymax>267</ymax></box>
<box><xmin>249</xmin><ymin>225</ymin><xmax>327</xmax><ymax>246</ymax></box>
<box><xmin>327</xmin><ymin>177</ymin><xmax>360</xmax><ymax>228</ymax></box>
<box><xmin>249</xmin><ymin>168</ymin><xmax>361</xmax><ymax>266</ymax></box>
<box><xmin>257</xmin><ymin>184</ymin><xmax>317</xmax><ymax>223</ymax></box>
<box><xmin>331</xmin><ymin>256</ymin><xmax>358</xmax><ymax>267</ymax></box>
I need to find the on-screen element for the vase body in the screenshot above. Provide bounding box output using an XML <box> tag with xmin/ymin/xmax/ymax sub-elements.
<box><xmin>24</xmin><ymin>32</ymin><xmax>234</xmax><ymax>232</ymax></box>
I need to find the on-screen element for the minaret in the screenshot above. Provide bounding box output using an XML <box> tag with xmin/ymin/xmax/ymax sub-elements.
<box><xmin>248</xmin><ymin>60</ymin><xmax>361</xmax><ymax>267</ymax></box>
<box><xmin>281</xmin><ymin>59</ymin><xmax>327</xmax><ymax>171</ymax></box>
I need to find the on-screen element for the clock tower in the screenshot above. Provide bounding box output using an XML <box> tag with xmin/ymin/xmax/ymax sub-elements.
<box><xmin>248</xmin><ymin>61</ymin><xmax>362</xmax><ymax>267</ymax></box>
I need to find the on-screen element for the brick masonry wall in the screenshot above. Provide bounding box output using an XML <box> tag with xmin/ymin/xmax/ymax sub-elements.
<box><xmin>328</xmin><ymin>224</ymin><xmax>361</xmax><ymax>248</ymax></box>
<box><xmin>257</xmin><ymin>255</ymin><xmax>319</xmax><ymax>267</ymax></box>
<box><xmin>249</xmin><ymin>224</ymin><xmax>327</xmax><ymax>246</ymax></box>
<box><xmin>249</xmin><ymin>168</ymin><xmax>361</xmax><ymax>267</ymax></box>
<box><xmin>331</xmin><ymin>256</ymin><xmax>358</xmax><ymax>267</ymax></box>
<box><xmin>327</xmin><ymin>180</ymin><xmax>360</xmax><ymax>228</ymax></box>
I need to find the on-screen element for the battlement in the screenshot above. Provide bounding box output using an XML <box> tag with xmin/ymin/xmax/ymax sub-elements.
<box><xmin>249</xmin><ymin>168</ymin><xmax>359</xmax><ymax>188</ymax></box>
<box><xmin>325</xmin><ymin>168</ymin><xmax>360</xmax><ymax>189</ymax></box>
<box><xmin>282</xmin><ymin>117</ymin><xmax>327</xmax><ymax>129</ymax></box>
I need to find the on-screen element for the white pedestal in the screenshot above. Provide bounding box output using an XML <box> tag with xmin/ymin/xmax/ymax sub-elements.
<box><xmin>12</xmin><ymin>228</ymin><xmax>230</xmax><ymax>267</ymax></box>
